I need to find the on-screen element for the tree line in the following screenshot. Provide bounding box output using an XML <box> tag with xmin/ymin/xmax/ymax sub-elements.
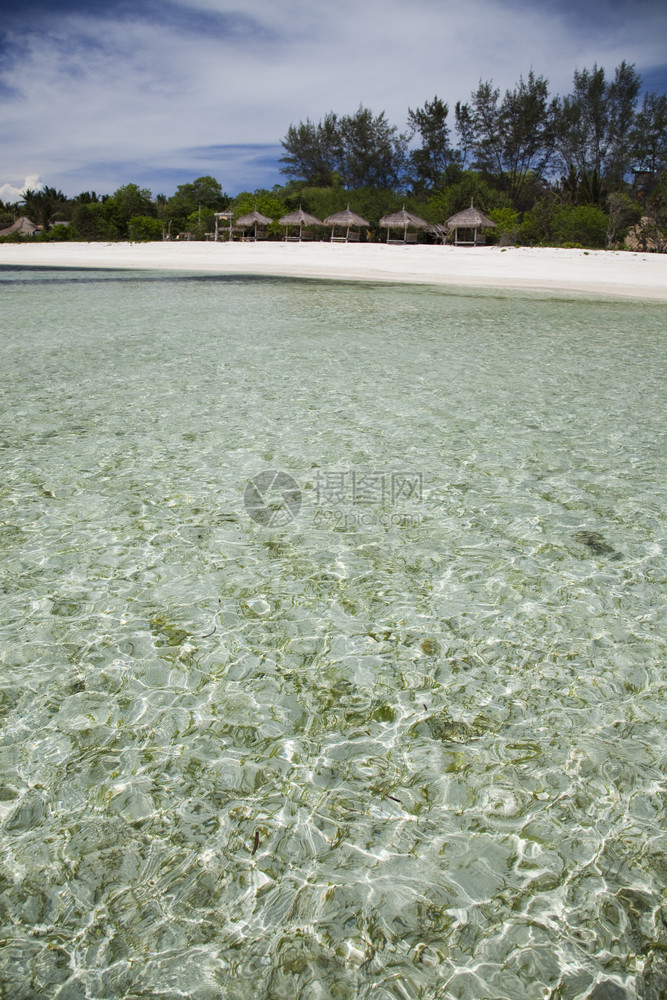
<box><xmin>1</xmin><ymin>60</ymin><xmax>666</xmax><ymax>249</ymax></box>
<box><xmin>0</xmin><ymin>177</ymin><xmax>231</xmax><ymax>244</ymax></box>
<box><xmin>282</xmin><ymin>62</ymin><xmax>666</xmax><ymax>197</ymax></box>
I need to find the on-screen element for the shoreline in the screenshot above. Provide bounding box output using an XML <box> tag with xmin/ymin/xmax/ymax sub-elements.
<box><xmin>2</xmin><ymin>241</ymin><xmax>667</xmax><ymax>301</ymax></box>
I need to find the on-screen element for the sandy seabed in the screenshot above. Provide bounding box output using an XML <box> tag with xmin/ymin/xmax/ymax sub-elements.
<box><xmin>1</xmin><ymin>240</ymin><xmax>666</xmax><ymax>300</ymax></box>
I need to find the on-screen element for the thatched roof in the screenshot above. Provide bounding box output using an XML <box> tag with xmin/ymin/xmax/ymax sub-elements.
<box><xmin>445</xmin><ymin>204</ymin><xmax>496</xmax><ymax>229</ymax></box>
<box><xmin>235</xmin><ymin>210</ymin><xmax>273</xmax><ymax>227</ymax></box>
<box><xmin>0</xmin><ymin>215</ymin><xmax>41</xmax><ymax>236</ymax></box>
<box><xmin>323</xmin><ymin>205</ymin><xmax>370</xmax><ymax>227</ymax></box>
<box><xmin>279</xmin><ymin>208</ymin><xmax>324</xmax><ymax>226</ymax></box>
<box><xmin>379</xmin><ymin>206</ymin><xmax>429</xmax><ymax>228</ymax></box>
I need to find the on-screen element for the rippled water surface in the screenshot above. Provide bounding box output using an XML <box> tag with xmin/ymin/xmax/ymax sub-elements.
<box><xmin>1</xmin><ymin>267</ymin><xmax>666</xmax><ymax>1000</ymax></box>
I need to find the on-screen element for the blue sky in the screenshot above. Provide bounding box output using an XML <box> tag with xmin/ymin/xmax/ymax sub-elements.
<box><xmin>1</xmin><ymin>0</ymin><xmax>666</xmax><ymax>202</ymax></box>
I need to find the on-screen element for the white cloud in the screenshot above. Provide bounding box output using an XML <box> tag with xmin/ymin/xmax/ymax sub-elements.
<box><xmin>0</xmin><ymin>176</ymin><xmax>43</xmax><ymax>203</ymax></box>
<box><xmin>1</xmin><ymin>0</ymin><xmax>666</xmax><ymax>196</ymax></box>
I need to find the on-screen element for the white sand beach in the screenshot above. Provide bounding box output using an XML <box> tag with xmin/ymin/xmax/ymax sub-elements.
<box><xmin>2</xmin><ymin>240</ymin><xmax>666</xmax><ymax>300</ymax></box>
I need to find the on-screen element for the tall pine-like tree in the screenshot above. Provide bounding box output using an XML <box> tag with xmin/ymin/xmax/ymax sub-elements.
<box><xmin>280</xmin><ymin>107</ymin><xmax>406</xmax><ymax>189</ymax></box>
<box><xmin>554</xmin><ymin>62</ymin><xmax>640</xmax><ymax>190</ymax></box>
<box><xmin>455</xmin><ymin>73</ymin><xmax>556</xmax><ymax>203</ymax></box>
<box><xmin>406</xmin><ymin>96</ymin><xmax>455</xmax><ymax>192</ymax></box>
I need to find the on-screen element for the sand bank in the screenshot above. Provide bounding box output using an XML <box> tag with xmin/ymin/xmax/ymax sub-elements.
<box><xmin>2</xmin><ymin>240</ymin><xmax>666</xmax><ymax>300</ymax></box>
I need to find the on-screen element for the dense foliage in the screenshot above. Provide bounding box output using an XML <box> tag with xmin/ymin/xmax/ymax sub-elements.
<box><xmin>2</xmin><ymin>62</ymin><xmax>666</xmax><ymax>249</ymax></box>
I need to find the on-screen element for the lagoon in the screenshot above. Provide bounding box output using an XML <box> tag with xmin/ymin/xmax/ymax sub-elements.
<box><xmin>1</xmin><ymin>268</ymin><xmax>666</xmax><ymax>999</ymax></box>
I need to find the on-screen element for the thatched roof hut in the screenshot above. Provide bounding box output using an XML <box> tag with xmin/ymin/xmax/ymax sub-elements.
<box><xmin>323</xmin><ymin>205</ymin><xmax>370</xmax><ymax>242</ymax></box>
<box><xmin>235</xmin><ymin>210</ymin><xmax>273</xmax><ymax>240</ymax></box>
<box><xmin>379</xmin><ymin>206</ymin><xmax>429</xmax><ymax>243</ymax></box>
<box><xmin>0</xmin><ymin>215</ymin><xmax>41</xmax><ymax>237</ymax></box>
<box><xmin>279</xmin><ymin>208</ymin><xmax>325</xmax><ymax>241</ymax></box>
<box><xmin>445</xmin><ymin>202</ymin><xmax>496</xmax><ymax>246</ymax></box>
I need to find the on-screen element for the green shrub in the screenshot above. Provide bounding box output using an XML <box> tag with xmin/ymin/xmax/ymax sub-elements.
<box><xmin>184</xmin><ymin>208</ymin><xmax>216</xmax><ymax>240</ymax></box>
<box><xmin>488</xmin><ymin>208</ymin><xmax>521</xmax><ymax>245</ymax></box>
<box><xmin>0</xmin><ymin>230</ymin><xmax>26</xmax><ymax>243</ymax></box>
<box><xmin>605</xmin><ymin>191</ymin><xmax>642</xmax><ymax>247</ymax></box>
<box><xmin>517</xmin><ymin>201</ymin><xmax>609</xmax><ymax>248</ymax></box>
<box><xmin>551</xmin><ymin>205</ymin><xmax>608</xmax><ymax>248</ymax></box>
<box><xmin>518</xmin><ymin>200</ymin><xmax>554</xmax><ymax>245</ymax></box>
<box><xmin>70</xmin><ymin>202</ymin><xmax>120</xmax><ymax>241</ymax></box>
<box><xmin>36</xmin><ymin>224</ymin><xmax>76</xmax><ymax>242</ymax></box>
<box><xmin>128</xmin><ymin>216</ymin><xmax>164</xmax><ymax>241</ymax></box>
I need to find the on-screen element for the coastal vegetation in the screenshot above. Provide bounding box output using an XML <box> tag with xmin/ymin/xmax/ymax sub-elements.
<box><xmin>2</xmin><ymin>62</ymin><xmax>666</xmax><ymax>250</ymax></box>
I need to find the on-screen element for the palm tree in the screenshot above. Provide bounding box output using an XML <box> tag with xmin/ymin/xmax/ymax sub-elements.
<box><xmin>21</xmin><ymin>187</ymin><xmax>68</xmax><ymax>230</ymax></box>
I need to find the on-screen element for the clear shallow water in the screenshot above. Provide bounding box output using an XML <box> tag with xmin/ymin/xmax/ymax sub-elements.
<box><xmin>0</xmin><ymin>266</ymin><xmax>666</xmax><ymax>1000</ymax></box>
